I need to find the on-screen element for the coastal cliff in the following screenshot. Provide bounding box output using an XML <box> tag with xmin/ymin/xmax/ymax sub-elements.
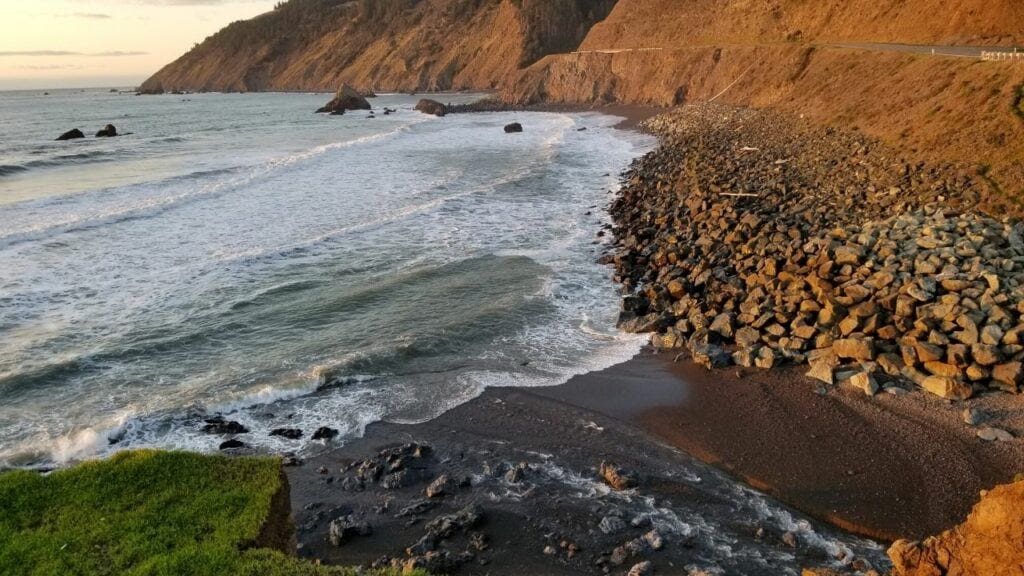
<box><xmin>142</xmin><ymin>0</ymin><xmax>1024</xmax><ymax>196</ymax></box>
<box><xmin>140</xmin><ymin>0</ymin><xmax>616</xmax><ymax>94</ymax></box>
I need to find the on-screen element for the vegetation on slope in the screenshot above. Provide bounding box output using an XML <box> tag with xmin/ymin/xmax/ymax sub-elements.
<box><xmin>0</xmin><ymin>451</ymin><xmax>416</xmax><ymax>576</ymax></box>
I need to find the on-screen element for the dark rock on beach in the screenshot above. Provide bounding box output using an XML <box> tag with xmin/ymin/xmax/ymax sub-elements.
<box><xmin>414</xmin><ymin>99</ymin><xmax>447</xmax><ymax>117</ymax></box>
<box><xmin>503</xmin><ymin>122</ymin><xmax>523</xmax><ymax>133</ymax></box>
<box><xmin>316</xmin><ymin>84</ymin><xmax>372</xmax><ymax>114</ymax></box>
<box><xmin>56</xmin><ymin>129</ymin><xmax>85</xmax><ymax>141</ymax></box>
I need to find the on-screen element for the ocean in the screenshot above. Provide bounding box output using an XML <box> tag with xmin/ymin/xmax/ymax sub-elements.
<box><xmin>0</xmin><ymin>89</ymin><xmax>655</xmax><ymax>467</ymax></box>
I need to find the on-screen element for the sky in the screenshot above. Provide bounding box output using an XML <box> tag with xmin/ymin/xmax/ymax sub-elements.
<box><xmin>0</xmin><ymin>0</ymin><xmax>278</xmax><ymax>90</ymax></box>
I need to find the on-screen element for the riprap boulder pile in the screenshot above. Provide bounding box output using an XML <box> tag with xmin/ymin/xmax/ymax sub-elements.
<box><xmin>609</xmin><ymin>104</ymin><xmax>1022</xmax><ymax>400</ymax></box>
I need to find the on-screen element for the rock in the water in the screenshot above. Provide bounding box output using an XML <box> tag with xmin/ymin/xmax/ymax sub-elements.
<box><xmin>269</xmin><ymin>428</ymin><xmax>303</xmax><ymax>440</ymax></box>
<box><xmin>312</xmin><ymin>426</ymin><xmax>339</xmax><ymax>441</ymax></box>
<box><xmin>328</xmin><ymin>514</ymin><xmax>372</xmax><ymax>546</ymax></box>
<box><xmin>202</xmin><ymin>417</ymin><xmax>249</xmax><ymax>435</ymax></box>
<box><xmin>414</xmin><ymin>99</ymin><xmax>447</xmax><ymax>117</ymax></box>
<box><xmin>599</xmin><ymin>461</ymin><xmax>638</xmax><ymax>490</ymax></box>
<box><xmin>598</xmin><ymin>515</ymin><xmax>627</xmax><ymax>534</ymax></box>
<box><xmin>218</xmin><ymin>438</ymin><xmax>247</xmax><ymax>450</ymax></box>
<box><xmin>95</xmin><ymin>124</ymin><xmax>117</xmax><ymax>137</ymax></box>
<box><xmin>888</xmin><ymin>479</ymin><xmax>1024</xmax><ymax>576</ymax></box>
<box><xmin>316</xmin><ymin>84</ymin><xmax>372</xmax><ymax>114</ymax></box>
<box><xmin>425</xmin><ymin>474</ymin><xmax>455</xmax><ymax>498</ymax></box>
<box><xmin>56</xmin><ymin>128</ymin><xmax>85</xmax><ymax>141</ymax></box>
<box><xmin>503</xmin><ymin>122</ymin><xmax>523</xmax><ymax>133</ymax></box>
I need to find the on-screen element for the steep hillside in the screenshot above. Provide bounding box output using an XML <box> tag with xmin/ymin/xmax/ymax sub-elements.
<box><xmin>143</xmin><ymin>0</ymin><xmax>1024</xmax><ymax>201</ymax></box>
<box><xmin>140</xmin><ymin>0</ymin><xmax>616</xmax><ymax>93</ymax></box>
<box><xmin>581</xmin><ymin>0</ymin><xmax>1024</xmax><ymax>48</ymax></box>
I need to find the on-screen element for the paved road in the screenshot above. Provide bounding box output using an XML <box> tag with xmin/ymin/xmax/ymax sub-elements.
<box><xmin>570</xmin><ymin>43</ymin><xmax>1023</xmax><ymax>60</ymax></box>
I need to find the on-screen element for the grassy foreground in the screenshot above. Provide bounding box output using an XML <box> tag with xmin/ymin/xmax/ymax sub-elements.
<box><xmin>0</xmin><ymin>450</ymin><xmax>415</xmax><ymax>576</ymax></box>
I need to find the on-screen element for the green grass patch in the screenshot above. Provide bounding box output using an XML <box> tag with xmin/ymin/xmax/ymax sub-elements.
<box><xmin>0</xmin><ymin>450</ymin><xmax>414</xmax><ymax>576</ymax></box>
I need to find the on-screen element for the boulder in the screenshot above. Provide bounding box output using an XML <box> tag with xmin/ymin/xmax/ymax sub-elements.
<box><xmin>316</xmin><ymin>84</ymin><xmax>372</xmax><ymax>114</ymax></box>
<box><xmin>888</xmin><ymin>479</ymin><xmax>1024</xmax><ymax>576</ymax></box>
<box><xmin>920</xmin><ymin>376</ymin><xmax>973</xmax><ymax>400</ymax></box>
<box><xmin>504</xmin><ymin>122</ymin><xmax>524</xmax><ymax>133</ymax></box>
<box><xmin>56</xmin><ymin>128</ymin><xmax>85</xmax><ymax>141</ymax></box>
<box><xmin>311</xmin><ymin>426</ymin><xmax>339</xmax><ymax>441</ymax></box>
<box><xmin>202</xmin><ymin>417</ymin><xmax>249</xmax><ymax>435</ymax></box>
<box><xmin>328</xmin><ymin>515</ymin><xmax>372</xmax><ymax>546</ymax></box>
<box><xmin>414</xmin><ymin>99</ymin><xmax>447</xmax><ymax>117</ymax></box>
<box><xmin>599</xmin><ymin>461</ymin><xmax>638</xmax><ymax>491</ymax></box>
<box><xmin>269</xmin><ymin>428</ymin><xmax>303</xmax><ymax>440</ymax></box>
<box><xmin>832</xmin><ymin>337</ymin><xmax>875</xmax><ymax>361</ymax></box>
<box><xmin>95</xmin><ymin>124</ymin><xmax>117</xmax><ymax>137</ymax></box>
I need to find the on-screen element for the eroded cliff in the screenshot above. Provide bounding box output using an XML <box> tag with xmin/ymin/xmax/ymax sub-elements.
<box><xmin>140</xmin><ymin>0</ymin><xmax>616</xmax><ymax>93</ymax></box>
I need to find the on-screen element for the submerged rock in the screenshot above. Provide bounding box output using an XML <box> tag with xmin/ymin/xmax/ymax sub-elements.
<box><xmin>96</xmin><ymin>124</ymin><xmax>117</xmax><ymax>137</ymax></box>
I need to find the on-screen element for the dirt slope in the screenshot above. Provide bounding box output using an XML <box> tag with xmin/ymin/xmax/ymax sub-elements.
<box><xmin>581</xmin><ymin>0</ymin><xmax>1024</xmax><ymax>48</ymax></box>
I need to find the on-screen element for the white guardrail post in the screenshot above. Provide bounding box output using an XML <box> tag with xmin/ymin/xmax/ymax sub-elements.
<box><xmin>982</xmin><ymin>50</ymin><xmax>1024</xmax><ymax>62</ymax></box>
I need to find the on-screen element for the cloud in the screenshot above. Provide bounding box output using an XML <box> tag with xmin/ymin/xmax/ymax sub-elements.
<box><xmin>93</xmin><ymin>51</ymin><xmax>149</xmax><ymax>57</ymax></box>
<box><xmin>0</xmin><ymin>51</ymin><xmax>79</xmax><ymax>57</ymax></box>
<box><xmin>72</xmin><ymin>12</ymin><xmax>113</xmax><ymax>19</ymax></box>
<box><xmin>0</xmin><ymin>51</ymin><xmax>148</xmax><ymax>57</ymax></box>
<box><xmin>16</xmin><ymin>64</ymin><xmax>85</xmax><ymax>71</ymax></box>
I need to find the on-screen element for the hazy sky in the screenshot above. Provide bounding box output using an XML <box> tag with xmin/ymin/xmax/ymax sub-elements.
<box><xmin>0</xmin><ymin>0</ymin><xmax>278</xmax><ymax>90</ymax></box>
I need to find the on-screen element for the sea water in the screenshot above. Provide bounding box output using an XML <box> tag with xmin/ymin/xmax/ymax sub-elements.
<box><xmin>0</xmin><ymin>90</ymin><xmax>654</xmax><ymax>466</ymax></box>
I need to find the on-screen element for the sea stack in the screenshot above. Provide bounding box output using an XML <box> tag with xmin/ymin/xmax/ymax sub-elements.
<box><xmin>316</xmin><ymin>84</ymin><xmax>372</xmax><ymax>115</ymax></box>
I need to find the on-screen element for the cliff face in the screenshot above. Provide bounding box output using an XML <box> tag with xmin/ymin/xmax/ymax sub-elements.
<box><xmin>581</xmin><ymin>0</ymin><xmax>1024</xmax><ymax>48</ymax></box>
<box><xmin>140</xmin><ymin>0</ymin><xmax>616</xmax><ymax>93</ymax></box>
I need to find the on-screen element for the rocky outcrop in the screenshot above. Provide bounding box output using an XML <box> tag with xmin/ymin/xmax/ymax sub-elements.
<box><xmin>414</xmin><ymin>99</ymin><xmax>447</xmax><ymax>117</ymax></box>
<box><xmin>608</xmin><ymin>105</ymin><xmax>1024</xmax><ymax>400</ymax></box>
<box><xmin>315</xmin><ymin>84</ymin><xmax>371</xmax><ymax>114</ymax></box>
<box><xmin>888</xmin><ymin>479</ymin><xmax>1024</xmax><ymax>576</ymax></box>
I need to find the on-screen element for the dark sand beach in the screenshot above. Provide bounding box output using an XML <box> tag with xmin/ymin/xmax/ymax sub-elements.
<box><xmin>284</xmin><ymin>349</ymin><xmax>1022</xmax><ymax>574</ymax></box>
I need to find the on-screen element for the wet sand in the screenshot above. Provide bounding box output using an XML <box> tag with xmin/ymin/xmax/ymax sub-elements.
<box><xmin>538</xmin><ymin>351</ymin><xmax>1024</xmax><ymax>542</ymax></box>
<box><xmin>289</xmin><ymin>364</ymin><xmax>887</xmax><ymax>575</ymax></box>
